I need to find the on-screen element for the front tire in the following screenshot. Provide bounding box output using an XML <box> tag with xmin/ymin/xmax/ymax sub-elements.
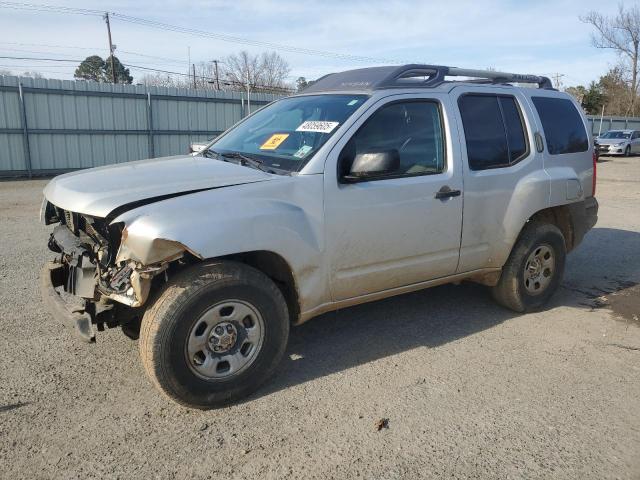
<box><xmin>139</xmin><ymin>261</ymin><xmax>289</xmax><ymax>409</ymax></box>
<box><xmin>491</xmin><ymin>222</ymin><xmax>566</xmax><ymax>313</ymax></box>
<box><xmin>625</xmin><ymin>145</ymin><xmax>631</xmax><ymax>157</ymax></box>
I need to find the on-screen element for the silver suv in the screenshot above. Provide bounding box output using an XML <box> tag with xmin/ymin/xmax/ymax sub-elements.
<box><xmin>41</xmin><ymin>65</ymin><xmax>598</xmax><ymax>408</ymax></box>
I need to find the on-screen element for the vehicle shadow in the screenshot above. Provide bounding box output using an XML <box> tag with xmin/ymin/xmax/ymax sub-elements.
<box><xmin>254</xmin><ymin>227</ymin><xmax>640</xmax><ymax>399</ymax></box>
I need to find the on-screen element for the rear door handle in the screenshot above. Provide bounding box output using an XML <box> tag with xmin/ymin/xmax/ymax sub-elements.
<box><xmin>435</xmin><ymin>186</ymin><xmax>461</xmax><ymax>199</ymax></box>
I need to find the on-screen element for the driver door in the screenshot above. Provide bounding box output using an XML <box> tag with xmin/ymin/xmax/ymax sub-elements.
<box><xmin>324</xmin><ymin>95</ymin><xmax>463</xmax><ymax>301</ymax></box>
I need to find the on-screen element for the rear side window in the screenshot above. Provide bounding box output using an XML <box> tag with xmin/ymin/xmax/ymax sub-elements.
<box><xmin>531</xmin><ymin>97</ymin><xmax>588</xmax><ymax>155</ymax></box>
<box><xmin>458</xmin><ymin>94</ymin><xmax>528</xmax><ymax>170</ymax></box>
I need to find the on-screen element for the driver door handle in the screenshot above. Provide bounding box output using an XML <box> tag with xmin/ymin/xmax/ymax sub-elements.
<box><xmin>435</xmin><ymin>186</ymin><xmax>461</xmax><ymax>200</ymax></box>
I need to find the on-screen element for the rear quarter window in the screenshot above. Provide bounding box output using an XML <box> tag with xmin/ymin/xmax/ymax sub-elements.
<box><xmin>458</xmin><ymin>94</ymin><xmax>528</xmax><ymax>170</ymax></box>
<box><xmin>531</xmin><ymin>97</ymin><xmax>588</xmax><ymax>155</ymax></box>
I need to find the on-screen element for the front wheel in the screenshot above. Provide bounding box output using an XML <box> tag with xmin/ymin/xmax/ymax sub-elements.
<box><xmin>139</xmin><ymin>261</ymin><xmax>289</xmax><ymax>409</ymax></box>
<box><xmin>625</xmin><ymin>145</ymin><xmax>631</xmax><ymax>157</ymax></box>
<box><xmin>491</xmin><ymin>223</ymin><xmax>566</xmax><ymax>313</ymax></box>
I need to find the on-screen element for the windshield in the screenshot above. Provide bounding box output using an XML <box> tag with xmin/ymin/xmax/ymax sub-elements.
<box><xmin>204</xmin><ymin>94</ymin><xmax>368</xmax><ymax>172</ymax></box>
<box><xmin>601</xmin><ymin>131</ymin><xmax>631</xmax><ymax>139</ymax></box>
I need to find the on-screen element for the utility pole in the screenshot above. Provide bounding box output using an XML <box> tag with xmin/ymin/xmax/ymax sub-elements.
<box><xmin>598</xmin><ymin>104</ymin><xmax>605</xmax><ymax>136</ymax></box>
<box><xmin>246</xmin><ymin>69</ymin><xmax>251</xmax><ymax>116</ymax></box>
<box><xmin>551</xmin><ymin>73</ymin><xmax>565</xmax><ymax>90</ymax></box>
<box><xmin>104</xmin><ymin>12</ymin><xmax>117</xmax><ymax>84</ymax></box>
<box><xmin>212</xmin><ymin>59</ymin><xmax>220</xmax><ymax>90</ymax></box>
<box><xmin>192</xmin><ymin>64</ymin><xmax>197</xmax><ymax>89</ymax></box>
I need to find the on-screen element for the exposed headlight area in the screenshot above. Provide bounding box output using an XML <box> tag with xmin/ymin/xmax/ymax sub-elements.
<box><xmin>44</xmin><ymin>202</ymin><xmax>121</xmax><ymax>269</ymax></box>
<box><xmin>43</xmin><ymin>200</ymin><xmax>177</xmax><ymax>338</ymax></box>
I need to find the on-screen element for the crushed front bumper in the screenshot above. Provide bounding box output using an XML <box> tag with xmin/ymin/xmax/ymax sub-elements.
<box><xmin>40</xmin><ymin>261</ymin><xmax>96</xmax><ymax>343</ymax></box>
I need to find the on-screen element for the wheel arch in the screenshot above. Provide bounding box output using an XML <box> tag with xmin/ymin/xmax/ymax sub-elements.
<box><xmin>527</xmin><ymin>204</ymin><xmax>575</xmax><ymax>251</ymax></box>
<box><xmin>217</xmin><ymin>250</ymin><xmax>301</xmax><ymax>325</ymax></box>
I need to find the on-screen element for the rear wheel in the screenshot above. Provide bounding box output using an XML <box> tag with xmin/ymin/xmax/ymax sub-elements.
<box><xmin>491</xmin><ymin>222</ymin><xmax>566</xmax><ymax>313</ymax></box>
<box><xmin>139</xmin><ymin>261</ymin><xmax>289</xmax><ymax>409</ymax></box>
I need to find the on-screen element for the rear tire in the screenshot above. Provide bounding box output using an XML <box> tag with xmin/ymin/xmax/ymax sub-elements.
<box><xmin>139</xmin><ymin>261</ymin><xmax>289</xmax><ymax>409</ymax></box>
<box><xmin>491</xmin><ymin>222</ymin><xmax>566</xmax><ymax>313</ymax></box>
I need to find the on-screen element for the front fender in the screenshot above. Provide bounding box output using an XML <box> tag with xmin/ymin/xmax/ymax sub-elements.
<box><xmin>111</xmin><ymin>175</ymin><xmax>327</xmax><ymax>313</ymax></box>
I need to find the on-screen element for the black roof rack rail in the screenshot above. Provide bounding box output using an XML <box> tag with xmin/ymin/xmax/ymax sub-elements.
<box><xmin>301</xmin><ymin>64</ymin><xmax>553</xmax><ymax>93</ymax></box>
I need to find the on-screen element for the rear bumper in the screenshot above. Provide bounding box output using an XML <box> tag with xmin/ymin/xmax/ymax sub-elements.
<box><xmin>40</xmin><ymin>262</ymin><xmax>96</xmax><ymax>342</ymax></box>
<box><xmin>568</xmin><ymin>196</ymin><xmax>598</xmax><ymax>249</ymax></box>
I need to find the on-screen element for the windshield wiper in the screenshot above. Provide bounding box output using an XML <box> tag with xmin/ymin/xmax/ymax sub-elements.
<box><xmin>220</xmin><ymin>152</ymin><xmax>272</xmax><ymax>173</ymax></box>
<box><xmin>203</xmin><ymin>149</ymin><xmax>285</xmax><ymax>174</ymax></box>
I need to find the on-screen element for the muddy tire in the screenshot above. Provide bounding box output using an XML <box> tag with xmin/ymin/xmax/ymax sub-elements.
<box><xmin>491</xmin><ymin>222</ymin><xmax>566</xmax><ymax>313</ymax></box>
<box><xmin>139</xmin><ymin>261</ymin><xmax>289</xmax><ymax>409</ymax></box>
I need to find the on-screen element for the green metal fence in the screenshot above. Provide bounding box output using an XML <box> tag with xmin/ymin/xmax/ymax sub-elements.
<box><xmin>0</xmin><ymin>75</ymin><xmax>282</xmax><ymax>177</ymax></box>
<box><xmin>586</xmin><ymin>115</ymin><xmax>640</xmax><ymax>136</ymax></box>
<box><xmin>2</xmin><ymin>76</ymin><xmax>638</xmax><ymax>177</ymax></box>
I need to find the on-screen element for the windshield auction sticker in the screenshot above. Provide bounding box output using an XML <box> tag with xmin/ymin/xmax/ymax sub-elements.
<box><xmin>260</xmin><ymin>133</ymin><xmax>289</xmax><ymax>150</ymax></box>
<box><xmin>293</xmin><ymin>145</ymin><xmax>313</xmax><ymax>158</ymax></box>
<box><xmin>296</xmin><ymin>121</ymin><xmax>339</xmax><ymax>134</ymax></box>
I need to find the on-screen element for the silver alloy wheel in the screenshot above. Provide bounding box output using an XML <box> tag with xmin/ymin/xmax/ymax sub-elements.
<box><xmin>185</xmin><ymin>300</ymin><xmax>265</xmax><ymax>379</ymax></box>
<box><xmin>523</xmin><ymin>244</ymin><xmax>555</xmax><ymax>296</ymax></box>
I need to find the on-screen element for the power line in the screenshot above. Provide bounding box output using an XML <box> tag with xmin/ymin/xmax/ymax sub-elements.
<box><xmin>0</xmin><ymin>1</ymin><xmax>411</xmax><ymax>64</ymax></box>
<box><xmin>0</xmin><ymin>55</ymin><xmax>79</xmax><ymax>63</ymax></box>
<box><xmin>111</xmin><ymin>13</ymin><xmax>399</xmax><ymax>63</ymax></box>
<box><xmin>0</xmin><ymin>41</ymin><xmax>189</xmax><ymax>64</ymax></box>
<box><xmin>0</xmin><ymin>1</ymin><xmax>102</xmax><ymax>15</ymax></box>
<box><xmin>0</xmin><ymin>1</ymin><xmax>102</xmax><ymax>16</ymax></box>
<box><xmin>0</xmin><ymin>55</ymin><xmax>295</xmax><ymax>92</ymax></box>
<box><xmin>0</xmin><ymin>47</ymin><xmax>188</xmax><ymax>66</ymax></box>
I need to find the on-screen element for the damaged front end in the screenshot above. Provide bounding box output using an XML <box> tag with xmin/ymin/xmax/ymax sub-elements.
<box><xmin>40</xmin><ymin>201</ymin><xmax>186</xmax><ymax>342</ymax></box>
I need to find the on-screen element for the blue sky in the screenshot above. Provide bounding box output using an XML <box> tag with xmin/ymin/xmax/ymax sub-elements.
<box><xmin>0</xmin><ymin>0</ymin><xmax>633</xmax><ymax>87</ymax></box>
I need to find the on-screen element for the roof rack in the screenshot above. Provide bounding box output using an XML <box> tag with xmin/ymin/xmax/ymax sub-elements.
<box><xmin>301</xmin><ymin>64</ymin><xmax>554</xmax><ymax>93</ymax></box>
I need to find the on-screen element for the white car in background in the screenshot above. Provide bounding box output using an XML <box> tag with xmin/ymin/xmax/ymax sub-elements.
<box><xmin>596</xmin><ymin>130</ymin><xmax>640</xmax><ymax>156</ymax></box>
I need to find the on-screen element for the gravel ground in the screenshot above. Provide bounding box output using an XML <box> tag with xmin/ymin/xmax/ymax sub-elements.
<box><xmin>1</xmin><ymin>158</ymin><xmax>639</xmax><ymax>479</ymax></box>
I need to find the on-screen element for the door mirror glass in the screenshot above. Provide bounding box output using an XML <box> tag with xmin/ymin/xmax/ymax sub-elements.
<box><xmin>344</xmin><ymin>149</ymin><xmax>400</xmax><ymax>181</ymax></box>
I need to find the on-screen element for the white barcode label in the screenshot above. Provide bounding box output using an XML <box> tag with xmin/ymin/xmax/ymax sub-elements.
<box><xmin>296</xmin><ymin>121</ymin><xmax>340</xmax><ymax>133</ymax></box>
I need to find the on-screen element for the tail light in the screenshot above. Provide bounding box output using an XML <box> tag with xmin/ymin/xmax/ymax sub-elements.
<box><xmin>592</xmin><ymin>149</ymin><xmax>597</xmax><ymax>196</ymax></box>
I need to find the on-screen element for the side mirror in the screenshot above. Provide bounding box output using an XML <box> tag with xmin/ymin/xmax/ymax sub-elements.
<box><xmin>343</xmin><ymin>149</ymin><xmax>400</xmax><ymax>182</ymax></box>
<box><xmin>189</xmin><ymin>142</ymin><xmax>207</xmax><ymax>154</ymax></box>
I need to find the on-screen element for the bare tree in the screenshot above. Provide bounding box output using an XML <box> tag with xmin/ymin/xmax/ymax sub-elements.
<box><xmin>223</xmin><ymin>51</ymin><xmax>292</xmax><ymax>92</ymax></box>
<box><xmin>223</xmin><ymin>50</ymin><xmax>261</xmax><ymax>89</ymax></box>
<box><xmin>0</xmin><ymin>68</ymin><xmax>12</xmax><ymax>76</ymax></box>
<box><xmin>140</xmin><ymin>72</ymin><xmax>190</xmax><ymax>88</ymax></box>
<box><xmin>142</xmin><ymin>52</ymin><xmax>294</xmax><ymax>93</ymax></box>
<box><xmin>259</xmin><ymin>52</ymin><xmax>291</xmax><ymax>89</ymax></box>
<box><xmin>581</xmin><ymin>4</ymin><xmax>640</xmax><ymax>115</ymax></box>
<box><xmin>599</xmin><ymin>65</ymin><xmax>631</xmax><ymax>115</ymax></box>
<box><xmin>21</xmin><ymin>71</ymin><xmax>44</xmax><ymax>79</ymax></box>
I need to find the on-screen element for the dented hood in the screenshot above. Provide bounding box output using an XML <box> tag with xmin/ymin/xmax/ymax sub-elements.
<box><xmin>43</xmin><ymin>155</ymin><xmax>274</xmax><ymax>218</ymax></box>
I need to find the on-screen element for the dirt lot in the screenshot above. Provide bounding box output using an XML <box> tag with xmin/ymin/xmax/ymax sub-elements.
<box><xmin>1</xmin><ymin>157</ymin><xmax>639</xmax><ymax>480</ymax></box>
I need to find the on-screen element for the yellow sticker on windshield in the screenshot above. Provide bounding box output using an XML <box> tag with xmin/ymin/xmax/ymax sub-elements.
<box><xmin>260</xmin><ymin>133</ymin><xmax>289</xmax><ymax>150</ymax></box>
